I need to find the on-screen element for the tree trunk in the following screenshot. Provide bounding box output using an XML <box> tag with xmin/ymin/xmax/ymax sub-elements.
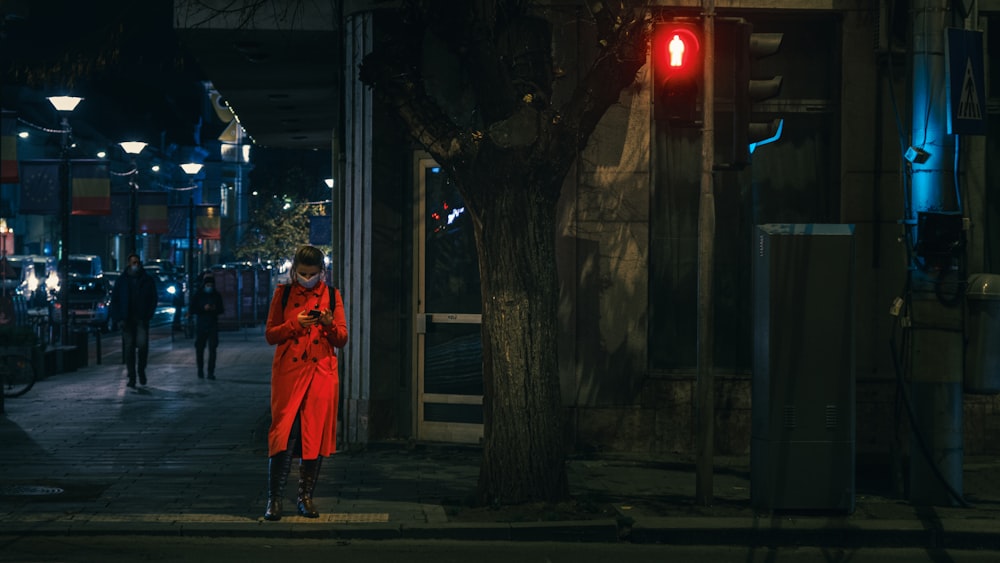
<box><xmin>473</xmin><ymin>172</ymin><xmax>568</xmax><ymax>505</ymax></box>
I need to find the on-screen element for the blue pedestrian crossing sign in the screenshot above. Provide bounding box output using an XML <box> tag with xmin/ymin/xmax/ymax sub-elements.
<box><xmin>945</xmin><ymin>28</ymin><xmax>986</xmax><ymax>136</ymax></box>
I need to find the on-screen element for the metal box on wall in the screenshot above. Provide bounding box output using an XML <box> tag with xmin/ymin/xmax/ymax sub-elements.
<box><xmin>752</xmin><ymin>224</ymin><xmax>856</xmax><ymax>512</ymax></box>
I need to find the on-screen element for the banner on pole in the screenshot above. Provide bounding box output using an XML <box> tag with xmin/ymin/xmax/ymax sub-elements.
<box><xmin>99</xmin><ymin>191</ymin><xmax>131</xmax><ymax>233</ymax></box>
<box><xmin>309</xmin><ymin>215</ymin><xmax>331</xmax><ymax>246</ymax></box>
<box><xmin>167</xmin><ymin>204</ymin><xmax>189</xmax><ymax>239</ymax></box>
<box><xmin>1</xmin><ymin>113</ymin><xmax>18</xmax><ymax>184</ymax></box>
<box><xmin>71</xmin><ymin>161</ymin><xmax>111</xmax><ymax>215</ymax></box>
<box><xmin>137</xmin><ymin>191</ymin><xmax>169</xmax><ymax>234</ymax></box>
<box><xmin>197</xmin><ymin>205</ymin><xmax>220</xmax><ymax>239</ymax></box>
<box><xmin>17</xmin><ymin>160</ymin><xmax>60</xmax><ymax>215</ymax></box>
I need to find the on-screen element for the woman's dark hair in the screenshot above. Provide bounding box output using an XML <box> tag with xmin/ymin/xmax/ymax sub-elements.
<box><xmin>292</xmin><ymin>245</ymin><xmax>325</xmax><ymax>270</ymax></box>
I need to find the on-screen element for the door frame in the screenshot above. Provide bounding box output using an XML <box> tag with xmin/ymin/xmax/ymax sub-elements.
<box><xmin>412</xmin><ymin>152</ymin><xmax>483</xmax><ymax>444</ymax></box>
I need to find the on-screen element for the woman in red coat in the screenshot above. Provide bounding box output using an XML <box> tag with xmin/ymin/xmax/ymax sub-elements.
<box><xmin>262</xmin><ymin>245</ymin><xmax>348</xmax><ymax>521</ymax></box>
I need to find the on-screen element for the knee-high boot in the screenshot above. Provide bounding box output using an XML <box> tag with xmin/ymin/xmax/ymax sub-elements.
<box><xmin>263</xmin><ymin>450</ymin><xmax>292</xmax><ymax>521</ymax></box>
<box><xmin>297</xmin><ymin>457</ymin><xmax>322</xmax><ymax>518</ymax></box>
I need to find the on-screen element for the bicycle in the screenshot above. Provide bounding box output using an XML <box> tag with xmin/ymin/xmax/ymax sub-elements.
<box><xmin>1</xmin><ymin>350</ymin><xmax>36</xmax><ymax>398</ymax></box>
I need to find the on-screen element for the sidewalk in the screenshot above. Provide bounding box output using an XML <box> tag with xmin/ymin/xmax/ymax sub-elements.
<box><xmin>1</xmin><ymin>326</ymin><xmax>998</xmax><ymax>548</ymax></box>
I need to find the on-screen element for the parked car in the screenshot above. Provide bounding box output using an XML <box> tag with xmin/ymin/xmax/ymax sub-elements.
<box><xmin>67</xmin><ymin>254</ymin><xmax>104</xmax><ymax>278</ymax></box>
<box><xmin>53</xmin><ymin>276</ymin><xmax>112</xmax><ymax>331</ymax></box>
<box><xmin>146</xmin><ymin>259</ymin><xmax>179</xmax><ymax>276</ymax></box>
<box><xmin>145</xmin><ymin>266</ymin><xmax>183</xmax><ymax>308</ymax></box>
<box><xmin>6</xmin><ymin>254</ymin><xmax>56</xmax><ymax>309</ymax></box>
<box><xmin>1</xmin><ymin>256</ymin><xmax>33</xmax><ymax>299</ymax></box>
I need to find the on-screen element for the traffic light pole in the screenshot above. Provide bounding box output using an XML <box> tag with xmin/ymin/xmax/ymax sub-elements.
<box><xmin>695</xmin><ymin>0</ymin><xmax>716</xmax><ymax>506</ymax></box>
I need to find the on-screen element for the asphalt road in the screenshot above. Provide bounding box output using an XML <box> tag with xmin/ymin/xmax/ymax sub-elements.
<box><xmin>0</xmin><ymin>537</ymin><xmax>997</xmax><ymax>563</ymax></box>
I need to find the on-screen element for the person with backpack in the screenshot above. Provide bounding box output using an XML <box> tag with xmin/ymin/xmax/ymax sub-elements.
<box><xmin>262</xmin><ymin>245</ymin><xmax>348</xmax><ymax>521</ymax></box>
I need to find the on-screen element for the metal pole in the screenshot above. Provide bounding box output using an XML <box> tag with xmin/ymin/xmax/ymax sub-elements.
<box><xmin>187</xmin><ymin>196</ymin><xmax>196</xmax><ymax>339</ymax></box>
<box><xmin>130</xmin><ymin>181</ymin><xmax>138</xmax><ymax>254</ymax></box>
<box><xmin>695</xmin><ymin>0</ymin><xmax>716</xmax><ymax>506</ymax></box>
<box><xmin>907</xmin><ymin>0</ymin><xmax>964</xmax><ymax>507</ymax></box>
<box><xmin>58</xmin><ymin>117</ymin><xmax>71</xmax><ymax>346</ymax></box>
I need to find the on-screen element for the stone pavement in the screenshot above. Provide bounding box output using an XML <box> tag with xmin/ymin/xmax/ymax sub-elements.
<box><xmin>1</xmin><ymin>325</ymin><xmax>998</xmax><ymax>548</ymax></box>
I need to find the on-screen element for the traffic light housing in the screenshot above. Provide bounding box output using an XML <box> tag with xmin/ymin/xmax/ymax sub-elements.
<box><xmin>733</xmin><ymin>22</ymin><xmax>784</xmax><ymax>164</ymax></box>
<box><xmin>652</xmin><ymin>22</ymin><xmax>702</xmax><ymax>126</ymax></box>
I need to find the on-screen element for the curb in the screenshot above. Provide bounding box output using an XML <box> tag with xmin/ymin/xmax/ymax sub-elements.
<box><xmin>625</xmin><ymin>517</ymin><xmax>1000</xmax><ymax>550</ymax></box>
<box><xmin>2</xmin><ymin>518</ymin><xmax>997</xmax><ymax>548</ymax></box>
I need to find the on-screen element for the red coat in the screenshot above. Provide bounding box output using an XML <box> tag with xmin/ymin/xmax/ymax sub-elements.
<box><xmin>265</xmin><ymin>283</ymin><xmax>348</xmax><ymax>458</ymax></box>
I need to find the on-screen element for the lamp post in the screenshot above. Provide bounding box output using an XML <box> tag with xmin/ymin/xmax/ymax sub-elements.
<box><xmin>181</xmin><ymin>162</ymin><xmax>203</xmax><ymax>339</ymax></box>
<box><xmin>47</xmin><ymin>95</ymin><xmax>82</xmax><ymax>345</ymax></box>
<box><xmin>118</xmin><ymin>141</ymin><xmax>147</xmax><ymax>254</ymax></box>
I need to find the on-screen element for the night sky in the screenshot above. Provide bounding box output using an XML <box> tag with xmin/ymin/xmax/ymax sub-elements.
<box><xmin>1</xmin><ymin>0</ymin><xmax>207</xmax><ymax>148</ymax></box>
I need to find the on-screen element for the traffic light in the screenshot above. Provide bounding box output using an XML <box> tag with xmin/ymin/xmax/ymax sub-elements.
<box><xmin>733</xmin><ymin>22</ymin><xmax>783</xmax><ymax>164</ymax></box>
<box><xmin>652</xmin><ymin>21</ymin><xmax>702</xmax><ymax>126</ymax></box>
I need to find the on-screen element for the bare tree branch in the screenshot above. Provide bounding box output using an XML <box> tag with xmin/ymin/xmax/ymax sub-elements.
<box><xmin>559</xmin><ymin>2</ymin><xmax>649</xmax><ymax>152</ymax></box>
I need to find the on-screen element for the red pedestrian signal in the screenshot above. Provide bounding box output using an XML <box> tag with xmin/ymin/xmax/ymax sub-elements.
<box><xmin>652</xmin><ymin>22</ymin><xmax>702</xmax><ymax>125</ymax></box>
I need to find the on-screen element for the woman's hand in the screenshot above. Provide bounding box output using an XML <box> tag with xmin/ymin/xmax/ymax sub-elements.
<box><xmin>318</xmin><ymin>308</ymin><xmax>333</xmax><ymax>327</ymax></box>
<box><xmin>297</xmin><ymin>309</ymin><xmax>321</xmax><ymax>328</ymax></box>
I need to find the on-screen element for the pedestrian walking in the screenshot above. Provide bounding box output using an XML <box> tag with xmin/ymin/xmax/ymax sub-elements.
<box><xmin>190</xmin><ymin>273</ymin><xmax>224</xmax><ymax>379</ymax></box>
<box><xmin>262</xmin><ymin>245</ymin><xmax>348</xmax><ymax>521</ymax></box>
<box><xmin>108</xmin><ymin>253</ymin><xmax>158</xmax><ymax>388</ymax></box>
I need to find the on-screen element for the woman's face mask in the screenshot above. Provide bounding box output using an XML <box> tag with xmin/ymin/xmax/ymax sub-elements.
<box><xmin>296</xmin><ymin>272</ymin><xmax>321</xmax><ymax>289</ymax></box>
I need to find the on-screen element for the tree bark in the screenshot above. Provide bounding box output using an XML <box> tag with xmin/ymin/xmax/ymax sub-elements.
<box><xmin>358</xmin><ymin>0</ymin><xmax>650</xmax><ymax>506</ymax></box>
<box><xmin>471</xmin><ymin>169</ymin><xmax>567</xmax><ymax>505</ymax></box>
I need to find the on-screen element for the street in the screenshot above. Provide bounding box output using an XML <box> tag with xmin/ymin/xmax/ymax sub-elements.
<box><xmin>0</xmin><ymin>537</ymin><xmax>997</xmax><ymax>563</ymax></box>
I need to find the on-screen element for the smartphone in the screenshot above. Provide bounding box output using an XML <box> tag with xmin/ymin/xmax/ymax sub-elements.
<box><xmin>307</xmin><ymin>310</ymin><xmax>322</xmax><ymax>318</ymax></box>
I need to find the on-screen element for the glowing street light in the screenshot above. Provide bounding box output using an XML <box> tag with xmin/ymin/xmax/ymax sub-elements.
<box><xmin>46</xmin><ymin>96</ymin><xmax>83</xmax><ymax>112</ymax></box>
<box><xmin>47</xmin><ymin>95</ymin><xmax>82</xmax><ymax>345</ymax></box>
<box><xmin>119</xmin><ymin>141</ymin><xmax>148</xmax><ymax>155</ymax></box>
<box><xmin>119</xmin><ymin>141</ymin><xmax>148</xmax><ymax>253</ymax></box>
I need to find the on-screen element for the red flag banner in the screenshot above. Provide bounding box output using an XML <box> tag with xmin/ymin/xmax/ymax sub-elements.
<box><xmin>1</xmin><ymin>113</ymin><xmax>18</xmax><ymax>184</ymax></box>
<box><xmin>197</xmin><ymin>204</ymin><xmax>221</xmax><ymax>239</ymax></box>
<box><xmin>137</xmin><ymin>191</ymin><xmax>168</xmax><ymax>234</ymax></box>
<box><xmin>17</xmin><ymin>160</ymin><xmax>60</xmax><ymax>215</ymax></box>
<box><xmin>71</xmin><ymin>161</ymin><xmax>111</xmax><ymax>215</ymax></box>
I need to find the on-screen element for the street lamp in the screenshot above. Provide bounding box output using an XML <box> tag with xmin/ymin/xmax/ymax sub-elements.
<box><xmin>47</xmin><ymin>95</ymin><xmax>82</xmax><ymax>345</ymax></box>
<box><xmin>118</xmin><ymin>141</ymin><xmax>147</xmax><ymax>253</ymax></box>
<box><xmin>180</xmin><ymin>162</ymin><xmax>203</xmax><ymax>175</ymax></box>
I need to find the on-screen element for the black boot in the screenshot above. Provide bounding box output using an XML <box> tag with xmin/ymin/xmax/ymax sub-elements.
<box><xmin>297</xmin><ymin>457</ymin><xmax>322</xmax><ymax>518</ymax></box>
<box><xmin>196</xmin><ymin>345</ymin><xmax>205</xmax><ymax>378</ymax></box>
<box><xmin>263</xmin><ymin>450</ymin><xmax>292</xmax><ymax>521</ymax></box>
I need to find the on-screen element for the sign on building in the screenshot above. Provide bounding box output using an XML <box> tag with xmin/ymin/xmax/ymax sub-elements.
<box><xmin>945</xmin><ymin>28</ymin><xmax>986</xmax><ymax>136</ymax></box>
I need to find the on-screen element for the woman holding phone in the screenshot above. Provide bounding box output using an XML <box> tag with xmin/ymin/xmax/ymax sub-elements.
<box><xmin>262</xmin><ymin>245</ymin><xmax>348</xmax><ymax>521</ymax></box>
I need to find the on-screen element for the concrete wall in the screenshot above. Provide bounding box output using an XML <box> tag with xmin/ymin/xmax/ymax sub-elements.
<box><xmin>554</xmin><ymin>5</ymin><xmax>1000</xmax><ymax>459</ymax></box>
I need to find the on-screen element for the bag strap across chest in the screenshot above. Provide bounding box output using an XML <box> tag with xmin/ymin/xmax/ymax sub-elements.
<box><xmin>280</xmin><ymin>283</ymin><xmax>335</xmax><ymax>315</ymax></box>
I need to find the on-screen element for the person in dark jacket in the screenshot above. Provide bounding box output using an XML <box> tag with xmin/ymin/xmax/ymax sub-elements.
<box><xmin>190</xmin><ymin>273</ymin><xmax>224</xmax><ymax>379</ymax></box>
<box><xmin>109</xmin><ymin>254</ymin><xmax>158</xmax><ymax>388</ymax></box>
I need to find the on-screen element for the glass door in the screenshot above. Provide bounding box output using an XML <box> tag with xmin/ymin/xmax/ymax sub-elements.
<box><xmin>414</xmin><ymin>156</ymin><xmax>483</xmax><ymax>443</ymax></box>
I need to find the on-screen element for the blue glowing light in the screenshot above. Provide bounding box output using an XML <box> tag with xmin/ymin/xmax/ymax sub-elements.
<box><xmin>749</xmin><ymin>119</ymin><xmax>784</xmax><ymax>155</ymax></box>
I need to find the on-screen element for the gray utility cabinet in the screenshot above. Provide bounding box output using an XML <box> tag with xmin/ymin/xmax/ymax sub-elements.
<box><xmin>752</xmin><ymin>224</ymin><xmax>856</xmax><ymax>513</ymax></box>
